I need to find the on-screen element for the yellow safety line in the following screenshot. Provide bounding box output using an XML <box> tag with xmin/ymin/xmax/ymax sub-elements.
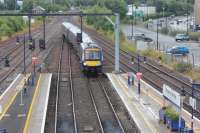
<box><xmin>23</xmin><ymin>74</ymin><xmax>42</xmax><ymax>133</ymax></box>
<box><xmin>113</xmin><ymin>74</ymin><xmax>158</xmax><ymax>133</ymax></box>
<box><xmin>0</xmin><ymin>75</ymin><xmax>28</xmax><ymax>120</ymax></box>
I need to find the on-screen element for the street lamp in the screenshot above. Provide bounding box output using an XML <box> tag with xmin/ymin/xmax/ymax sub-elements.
<box><xmin>131</xmin><ymin>3</ymin><xmax>134</xmax><ymax>38</ymax></box>
<box><xmin>179</xmin><ymin>87</ymin><xmax>186</xmax><ymax>133</ymax></box>
<box><xmin>134</xmin><ymin>55</ymin><xmax>146</xmax><ymax>98</ymax></box>
<box><xmin>16</xmin><ymin>35</ymin><xmax>26</xmax><ymax>106</ymax></box>
<box><xmin>186</xmin><ymin>0</ymin><xmax>189</xmax><ymax>35</ymax></box>
<box><xmin>162</xmin><ymin>7</ymin><xmax>165</xmax><ymax>18</ymax></box>
<box><xmin>156</xmin><ymin>19</ymin><xmax>159</xmax><ymax>50</ymax></box>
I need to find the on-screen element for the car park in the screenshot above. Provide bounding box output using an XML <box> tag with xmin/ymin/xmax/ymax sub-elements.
<box><xmin>166</xmin><ymin>46</ymin><xmax>189</xmax><ymax>55</ymax></box>
<box><xmin>175</xmin><ymin>34</ymin><xmax>190</xmax><ymax>41</ymax></box>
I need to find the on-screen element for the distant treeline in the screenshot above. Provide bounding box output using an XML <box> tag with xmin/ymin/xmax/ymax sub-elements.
<box><xmin>0</xmin><ymin>17</ymin><xmax>25</xmax><ymax>39</ymax></box>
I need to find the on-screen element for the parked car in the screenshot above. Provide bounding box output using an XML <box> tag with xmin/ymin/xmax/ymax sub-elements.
<box><xmin>175</xmin><ymin>34</ymin><xmax>190</xmax><ymax>41</ymax></box>
<box><xmin>166</xmin><ymin>46</ymin><xmax>189</xmax><ymax>55</ymax></box>
<box><xmin>133</xmin><ymin>33</ymin><xmax>145</xmax><ymax>40</ymax></box>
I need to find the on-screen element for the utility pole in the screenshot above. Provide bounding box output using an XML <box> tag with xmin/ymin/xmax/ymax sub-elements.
<box><xmin>156</xmin><ymin>19</ymin><xmax>159</xmax><ymax>50</ymax></box>
<box><xmin>131</xmin><ymin>3</ymin><xmax>134</xmax><ymax>37</ymax></box>
<box><xmin>115</xmin><ymin>13</ymin><xmax>120</xmax><ymax>72</ymax></box>
<box><xmin>43</xmin><ymin>16</ymin><xmax>46</xmax><ymax>45</ymax></box>
<box><xmin>186</xmin><ymin>0</ymin><xmax>189</xmax><ymax>35</ymax></box>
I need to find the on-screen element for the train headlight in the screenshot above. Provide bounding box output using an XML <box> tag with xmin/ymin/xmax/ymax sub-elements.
<box><xmin>83</xmin><ymin>62</ymin><xmax>87</xmax><ymax>66</ymax></box>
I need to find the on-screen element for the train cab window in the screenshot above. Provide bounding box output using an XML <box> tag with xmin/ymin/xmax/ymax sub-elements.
<box><xmin>85</xmin><ymin>50</ymin><xmax>101</xmax><ymax>60</ymax></box>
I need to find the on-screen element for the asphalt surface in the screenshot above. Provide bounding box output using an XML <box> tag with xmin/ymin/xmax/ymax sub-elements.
<box><xmin>122</xmin><ymin>25</ymin><xmax>200</xmax><ymax>67</ymax></box>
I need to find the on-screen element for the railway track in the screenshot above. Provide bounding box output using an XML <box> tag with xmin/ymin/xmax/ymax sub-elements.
<box><xmin>0</xmin><ymin>18</ymin><xmax>61</xmax><ymax>93</ymax></box>
<box><xmin>45</xmin><ymin>21</ymin><xmax>139</xmax><ymax>132</ymax></box>
<box><xmin>71</xmin><ymin>20</ymin><xmax>200</xmax><ymax>119</ymax></box>
<box><xmin>55</xmin><ymin>39</ymin><xmax>76</xmax><ymax>133</ymax></box>
<box><xmin>88</xmin><ymin>78</ymin><xmax>125</xmax><ymax>133</ymax></box>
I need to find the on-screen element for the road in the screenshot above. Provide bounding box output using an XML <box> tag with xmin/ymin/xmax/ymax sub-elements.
<box><xmin>122</xmin><ymin>25</ymin><xmax>200</xmax><ymax>67</ymax></box>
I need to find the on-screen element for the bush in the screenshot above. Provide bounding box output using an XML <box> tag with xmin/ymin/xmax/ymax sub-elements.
<box><xmin>84</xmin><ymin>6</ymin><xmax>113</xmax><ymax>32</ymax></box>
<box><xmin>165</xmin><ymin>106</ymin><xmax>179</xmax><ymax>121</ymax></box>
<box><xmin>0</xmin><ymin>17</ymin><xmax>26</xmax><ymax>38</ymax></box>
<box><xmin>160</xmin><ymin>27</ymin><xmax>169</xmax><ymax>34</ymax></box>
<box><xmin>173</xmin><ymin>62</ymin><xmax>192</xmax><ymax>73</ymax></box>
<box><xmin>141</xmin><ymin>49</ymin><xmax>164</xmax><ymax>61</ymax></box>
<box><xmin>169</xmin><ymin>30</ymin><xmax>186</xmax><ymax>37</ymax></box>
<box><xmin>189</xmin><ymin>32</ymin><xmax>200</xmax><ymax>41</ymax></box>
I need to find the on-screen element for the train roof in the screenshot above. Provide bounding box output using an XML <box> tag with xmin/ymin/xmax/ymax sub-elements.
<box><xmin>80</xmin><ymin>42</ymin><xmax>101</xmax><ymax>50</ymax></box>
<box><xmin>62</xmin><ymin>22</ymin><xmax>93</xmax><ymax>43</ymax></box>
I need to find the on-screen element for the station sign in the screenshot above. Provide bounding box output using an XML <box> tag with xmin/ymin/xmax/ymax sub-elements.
<box><xmin>189</xmin><ymin>97</ymin><xmax>196</xmax><ymax>110</ymax></box>
<box><xmin>163</xmin><ymin>84</ymin><xmax>180</xmax><ymax>107</ymax></box>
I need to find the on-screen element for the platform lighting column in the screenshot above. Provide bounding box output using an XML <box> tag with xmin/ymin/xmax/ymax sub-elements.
<box><xmin>131</xmin><ymin>3</ymin><xmax>134</xmax><ymax>37</ymax></box>
<box><xmin>115</xmin><ymin>13</ymin><xmax>120</xmax><ymax>72</ymax></box>
<box><xmin>80</xmin><ymin>12</ymin><xmax>83</xmax><ymax>42</ymax></box>
<box><xmin>28</xmin><ymin>15</ymin><xmax>31</xmax><ymax>40</ymax></box>
<box><xmin>186</xmin><ymin>0</ymin><xmax>189</xmax><ymax>35</ymax></box>
<box><xmin>137</xmin><ymin>54</ymin><xmax>140</xmax><ymax>95</ymax></box>
<box><xmin>23</xmin><ymin>34</ymin><xmax>26</xmax><ymax>74</ymax></box>
<box><xmin>156</xmin><ymin>19</ymin><xmax>159</xmax><ymax>50</ymax></box>
<box><xmin>43</xmin><ymin>16</ymin><xmax>46</xmax><ymax>45</ymax></box>
<box><xmin>179</xmin><ymin>87</ymin><xmax>185</xmax><ymax>133</ymax></box>
<box><xmin>191</xmin><ymin>82</ymin><xmax>195</xmax><ymax>132</ymax></box>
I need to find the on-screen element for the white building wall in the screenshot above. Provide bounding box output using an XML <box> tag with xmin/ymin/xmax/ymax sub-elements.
<box><xmin>127</xmin><ymin>5</ymin><xmax>156</xmax><ymax>16</ymax></box>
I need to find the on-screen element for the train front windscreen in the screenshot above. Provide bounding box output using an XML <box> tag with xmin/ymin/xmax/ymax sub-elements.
<box><xmin>85</xmin><ymin>50</ymin><xmax>101</xmax><ymax>61</ymax></box>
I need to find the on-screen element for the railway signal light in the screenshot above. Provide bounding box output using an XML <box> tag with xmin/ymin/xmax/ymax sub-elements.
<box><xmin>144</xmin><ymin>56</ymin><xmax>147</xmax><ymax>63</ymax></box>
<box><xmin>131</xmin><ymin>57</ymin><xmax>134</xmax><ymax>64</ymax></box>
<box><xmin>4</xmin><ymin>57</ymin><xmax>9</xmax><ymax>67</ymax></box>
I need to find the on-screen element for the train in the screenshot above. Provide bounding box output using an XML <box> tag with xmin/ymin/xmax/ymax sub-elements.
<box><xmin>62</xmin><ymin>22</ymin><xmax>103</xmax><ymax>74</ymax></box>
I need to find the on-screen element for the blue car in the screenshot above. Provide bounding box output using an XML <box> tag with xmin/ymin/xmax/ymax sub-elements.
<box><xmin>166</xmin><ymin>46</ymin><xmax>189</xmax><ymax>55</ymax></box>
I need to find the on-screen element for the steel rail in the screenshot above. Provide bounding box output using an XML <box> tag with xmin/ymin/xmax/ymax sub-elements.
<box><xmin>54</xmin><ymin>41</ymin><xmax>62</xmax><ymax>133</ymax></box>
<box><xmin>91</xmin><ymin>34</ymin><xmax>200</xmax><ymax>96</ymax></box>
<box><xmin>101</xmin><ymin>42</ymin><xmax>200</xmax><ymax>119</ymax></box>
<box><xmin>97</xmin><ymin>79</ymin><xmax>126</xmax><ymax>133</ymax></box>
<box><xmin>68</xmin><ymin>45</ymin><xmax>78</xmax><ymax>133</ymax></box>
<box><xmin>87</xmin><ymin>79</ymin><xmax>105</xmax><ymax>133</ymax></box>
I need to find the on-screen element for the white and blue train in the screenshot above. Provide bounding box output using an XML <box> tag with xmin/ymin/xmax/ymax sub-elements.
<box><xmin>62</xmin><ymin>22</ymin><xmax>103</xmax><ymax>74</ymax></box>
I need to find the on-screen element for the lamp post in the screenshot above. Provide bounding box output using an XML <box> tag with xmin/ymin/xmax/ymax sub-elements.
<box><xmin>131</xmin><ymin>3</ymin><xmax>134</xmax><ymax>38</ymax></box>
<box><xmin>186</xmin><ymin>0</ymin><xmax>189</xmax><ymax>35</ymax></box>
<box><xmin>156</xmin><ymin>19</ymin><xmax>159</xmax><ymax>50</ymax></box>
<box><xmin>162</xmin><ymin>7</ymin><xmax>165</xmax><ymax>18</ymax></box>
<box><xmin>179</xmin><ymin>87</ymin><xmax>186</xmax><ymax>133</ymax></box>
<box><xmin>135</xmin><ymin>55</ymin><xmax>146</xmax><ymax>98</ymax></box>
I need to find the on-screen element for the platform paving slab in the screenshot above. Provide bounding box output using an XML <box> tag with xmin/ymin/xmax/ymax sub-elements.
<box><xmin>23</xmin><ymin>73</ymin><xmax>52</xmax><ymax>133</ymax></box>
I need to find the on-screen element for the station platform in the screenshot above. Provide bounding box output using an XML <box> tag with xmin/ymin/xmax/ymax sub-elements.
<box><xmin>23</xmin><ymin>73</ymin><xmax>52</xmax><ymax>133</ymax></box>
<box><xmin>0</xmin><ymin>73</ymin><xmax>30</xmax><ymax>120</ymax></box>
<box><xmin>107</xmin><ymin>72</ymin><xmax>200</xmax><ymax>133</ymax></box>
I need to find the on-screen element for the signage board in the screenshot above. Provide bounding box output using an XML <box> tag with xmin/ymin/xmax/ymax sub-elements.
<box><xmin>163</xmin><ymin>84</ymin><xmax>180</xmax><ymax>107</ymax></box>
<box><xmin>189</xmin><ymin>97</ymin><xmax>196</xmax><ymax>110</ymax></box>
<box><xmin>32</xmin><ymin>57</ymin><xmax>39</xmax><ymax>64</ymax></box>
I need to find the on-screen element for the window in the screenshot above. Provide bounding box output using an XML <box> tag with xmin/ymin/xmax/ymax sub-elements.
<box><xmin>85</xmin><ymin>50</ymin><xmax>101</xmax><ymax>60</ymax></box>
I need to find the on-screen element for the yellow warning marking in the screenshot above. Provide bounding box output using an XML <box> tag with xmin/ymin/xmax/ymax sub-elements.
<box><xmin>23</xmin><ymin>74</ymin><xmax>42</xmax><ymax>133</ymax></box>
